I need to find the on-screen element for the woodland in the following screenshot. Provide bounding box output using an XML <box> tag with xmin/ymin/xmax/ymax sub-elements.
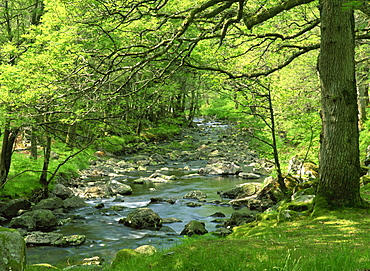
<box><xmin>1</xmin><ymin>0</ymin><xmax>370</xmax><ymax>209</ymax></box>
<box><xmin>2</xmin><ymin>1</ymin><xmax>370</xmax><ymax>270</ymax></box>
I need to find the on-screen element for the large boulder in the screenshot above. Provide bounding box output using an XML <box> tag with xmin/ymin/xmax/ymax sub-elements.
<box><xmin>53</xmin><ymin>184</ymin><xmax>73</xmax><ymax>199</ymax></box>
<box><xmin>0</xmin><ymin>227</ymin><xmax>26</xmax><ymax>271</ymax></box>
<box><xmin>25</xmin><ymin>232</ymin><xmax>63</xmax><ymax>245</ymax></box>
<box><xmin>63</xmin><ymin>196</ymin><xmax>88</xmax><ymax>209</ymax></box>
<box><xmin>224</xmin><ymin>212</ymin><xmax>255</xmax><ymax>228</ymax></box>
<box><xmin>32</xmin><ymin>197</ymin><xmax>63</xmax><ymax>210</ymax></box>
<box><xmin>0</xmin><ymin>198</ymin><xmax>31</xmax><ymax>218</ymax></box>
<box><xmin>119</xmin><ymin>208</ymin><xmax>162</xmax><ymax>229</ymax></box>
<box><xmin>180</xmin><ymin>220</ymin><xmax>208</xmax><ymax>236</ymax></box>
<box><xmin>9</xmin><ymin>209</ymin><xmax>58</xmax><ymax>231</ymax></box>
<box><xmin>218</xmin><ymin>183</ymin><xmax>261</xmax><ymax>199</ymax></box>
<box><xmin>24</xmin><ymin>231</ymin><xmax>86</xmax><ymax>247</ymax></box>
<box><xmin>107</xmin><ymin>180</ymin><xmax>133</xmax><ymax>195</ymax></box>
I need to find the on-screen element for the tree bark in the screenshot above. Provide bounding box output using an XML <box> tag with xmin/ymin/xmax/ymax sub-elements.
<box><xmin>316</xmin><ymin>0</ymin><xmax>363</xmax><ymax>207</ymax></box>
<box><xmin>39</xmin><ymin>136</ymin><xmax>51</xmax><ymax>189</ymax></box>
<box><xmin>0</xmin><ymin>125</ymin><xmax>20</xmax><ymax>188</ymax></box>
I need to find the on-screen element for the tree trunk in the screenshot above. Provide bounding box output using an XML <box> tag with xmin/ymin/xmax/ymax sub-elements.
<box><xmin>316</xmin><ymin>0</ymin><xmax>363</xmax><ymax>207</ymax></box>
<box><xmin>30</xmin><ymin>126</ymin><xmax>38</xmax><ymax>160</ymax></box>
<box><xmin>39</xmin><ymin>136</ymin><xmax>51</xmax><ymax>189</ymax></box>
<box><xmin>66</xmin><ymin>123</ymin><xmax>77</xmax><ymax>148</ymax></box>
<box><xmin>268</xmin><ymin>88</ymin><xmax>287</xmax><ymax>194</ymax></box>
<box><xmin>0</xmin><ymin>126</ymin><xmax>20</xmax><ymax>188</ymax></box>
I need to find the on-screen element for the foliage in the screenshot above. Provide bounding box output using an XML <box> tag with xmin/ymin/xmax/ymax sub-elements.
<box><xmin>0</xmin><ymin>141</ymin><xmax>93</xmax><ymax>198</ymax></box>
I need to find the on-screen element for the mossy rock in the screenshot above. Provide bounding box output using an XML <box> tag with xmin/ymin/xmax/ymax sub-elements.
<box><xmin>257</xmin><ymin>211</ymin><xmax>279</xmax><ymax>222</ymax></box>
<box><xmin>277</xmin><ymin>209</ymin><xmax>301</xmax><ymax>222</ymax></box>
<box><xmin>134</xmin><ymin>245</ymin><xmax>157</xmax><ymax>255</ymax></box>
<box><xmin>0</xmin><ymin>227</ymin><xmax>26</xmax><ymax>271</ymax></box>
<box><xmin>26</xmin><ymin>263</ymin><xmax>60</xmax><ymax>270</ymax></box>
<box><xmin>111</xmin><ymin>249</ymin><xmax>140</xmax><ymax>267</ymax></box>
<box><xmin>52</xmin><ymin>234</ymin><xmax>86</xmax><ymax>246</ymax></box>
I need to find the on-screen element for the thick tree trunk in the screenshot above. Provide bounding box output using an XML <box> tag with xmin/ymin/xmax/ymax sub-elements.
<box><xmin>316</xmin><ymin>0</ymin><xmax>363</xmax><ymax>207</ymax></box>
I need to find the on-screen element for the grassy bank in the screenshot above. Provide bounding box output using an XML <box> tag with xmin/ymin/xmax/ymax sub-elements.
<box><xmin>106</xmin><ymin>209</ymin><xmax>370</xmax><ymax>271</ymax></box>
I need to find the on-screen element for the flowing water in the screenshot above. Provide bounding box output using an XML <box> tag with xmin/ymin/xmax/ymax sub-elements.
<box><xmin>26</xmin><ymin>120</ymin><xmax>261</xmax><ymax>268</ymax></box>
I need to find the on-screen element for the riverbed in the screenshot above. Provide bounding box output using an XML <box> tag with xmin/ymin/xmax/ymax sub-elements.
<box><xmin>26</xmin><ymin>120</ymin><xmax>263</xmax><ymax>268</ymax></box>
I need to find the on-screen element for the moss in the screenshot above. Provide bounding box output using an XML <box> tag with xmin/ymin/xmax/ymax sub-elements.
<box><xmin>111</xmin><ymin>249</ymin><xmax>140</xmax><ymax>268</ymax></box>
<box><xmin>0</xmin><ymin>227</ymin><xmax>26</xmax><ymax>271</ymax></box>
<box><xmin>26</xmin><ymin>263</ymin><xmax>60</xmax><ymax>270</ymax></box>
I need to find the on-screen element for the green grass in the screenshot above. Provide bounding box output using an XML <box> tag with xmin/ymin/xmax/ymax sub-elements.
<box><xmin>104</xmin><ymin>209</ymin><xmax>370</xmax><ymax>271</ymax></box>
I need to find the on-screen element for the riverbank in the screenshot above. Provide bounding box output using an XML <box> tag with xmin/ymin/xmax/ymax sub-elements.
<box><xmin>26</xmin><ymin>196</ymin><xmax>370</xmax><ymax>271</ymax></box>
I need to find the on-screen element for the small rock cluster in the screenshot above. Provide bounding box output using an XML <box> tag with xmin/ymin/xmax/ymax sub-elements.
<box><xmin>0</xmin><ymin>184</ymin><xmax>88</xmax><ymax>248</ymax></box>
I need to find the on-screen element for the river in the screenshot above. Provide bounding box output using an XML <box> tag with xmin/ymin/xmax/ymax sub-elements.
<box><xmin>26</xmin><ymin>119</ymin><xmax>262</xmax><ymax>268</ymax></box>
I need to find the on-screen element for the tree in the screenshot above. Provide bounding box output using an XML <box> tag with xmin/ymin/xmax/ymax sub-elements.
<box><xmin>316</xmin><ymin>0</ymin><xmax>363</xmax><ymax>207</ymax></box>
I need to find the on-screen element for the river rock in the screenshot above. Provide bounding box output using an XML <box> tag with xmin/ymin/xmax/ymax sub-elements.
<box><xmin>218</xmin><ymin>182</ymin><xmax>261</xmax><ymax>199</ymax></box>
<box><xmin>0</xmin><ymin>227</ymin><xmax>26</xmax><ymax>271</ymax></box>
<box><xmin>229</xmin><ymin>196</ymin><xmax>273</xmax><ymax>211</ymax></box>
<box><xmin>183</xmin><ymin>190</ymin><xmax>207</xmax><ymax>201</ymax></box>
<box><xmin>239</xmin><ymin>172</ymin><xmax>261</xmax><ymax>179</ymax></box>
<box><xmin>120</xmin><ymin>208</ymin><xmax>162</xmax><ymax>229</ymax></box>
<box><xmin>199</xmin><ymin>162</ymin><xmax>241</xmax><ymax>175</ymax></box>
<box><xmin>107</xmin><ymin>180</ymin><xmax>133</xmax><ymax>195</ymax></box>
<box><xmin>224</xmin><ymin>212</ymin><xmax>255</xmax><ymax>228</ymax></box>
<box><xmin>9</xmin><ymin>209</ymin><xmax>58</xmax><ymax>231</ymax></box>
<box><xmin>186</xmin><ymin>202</ymin><xmax>202</xmax><ymax>207</ymax></box>
<box><xmin>180</xmin><ymin>220</ymin><xmax>208</xmax><ymax>236</ymax></box>
<box><xmin>82</xmin><ymin>256</ymin><xmax>104</xmax><ymax>266</ymax></box>
<box><xmin>150</xmin><ymin>153</ymin><xmax>166</xmax><ymax>164</ymax></box>
<box><xmin>212</xmin><ymin>227</ymin><xmax>233</xmax><ymax>237</ymax></box>
<box><xmin>63</xmin><ymin>196</ymin><xmax>88</xmax><ymax>209</ymax></box>
<box><xmin>130</xmin><ymin>155</ymin><xmax>151</xmax><ymax>165</ymax></box>
<box><xmin>162</xmin><ymin>217</ymin><xmax>182</xmax><ymax>223</ymax></box>
<box><xmin>53</xmin><ymin>234</ymin><xmax>86</xmax><ymax>246</ymax></box>
<box><xmin>0</xmin><ymin>198</ymin><xmax>31</xmax><ymax>218</ymax></box>
<box><xmin>133</xmin><ymin>173</ymin><xmax>176</xmax><ymax>184</ymax></box>
<box><xmin>134</xmin><ymin>245</ymin><xmax>157</xmax><ymax>255</ymax></box>
<box><xmin>84</xmin><ymin>186</ymin><xmax>109</xmax><ymax>198</ymax></box>
<box><xmin>32</xmin><ymin>197</ymin><xmax>63</xmax><ymax>210</ymax></box>
<box><xmin>25</xmin><ymin>231</ymin><xmax>63</xmax><ymax>245</ymax></box>
<box><xmin>53</xmin><ymin>184</ymin><xmax>74</xmax><ymax>199</ymax></box>
<box><xmin>150</xmin><ymin>172</ymin><xmax>177</xmax><ymax>181</ymax></box>
<box><xmin>210</xmin><ymin>212</ymin><xmax>226</xmax><ymax>217</ymax></box>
